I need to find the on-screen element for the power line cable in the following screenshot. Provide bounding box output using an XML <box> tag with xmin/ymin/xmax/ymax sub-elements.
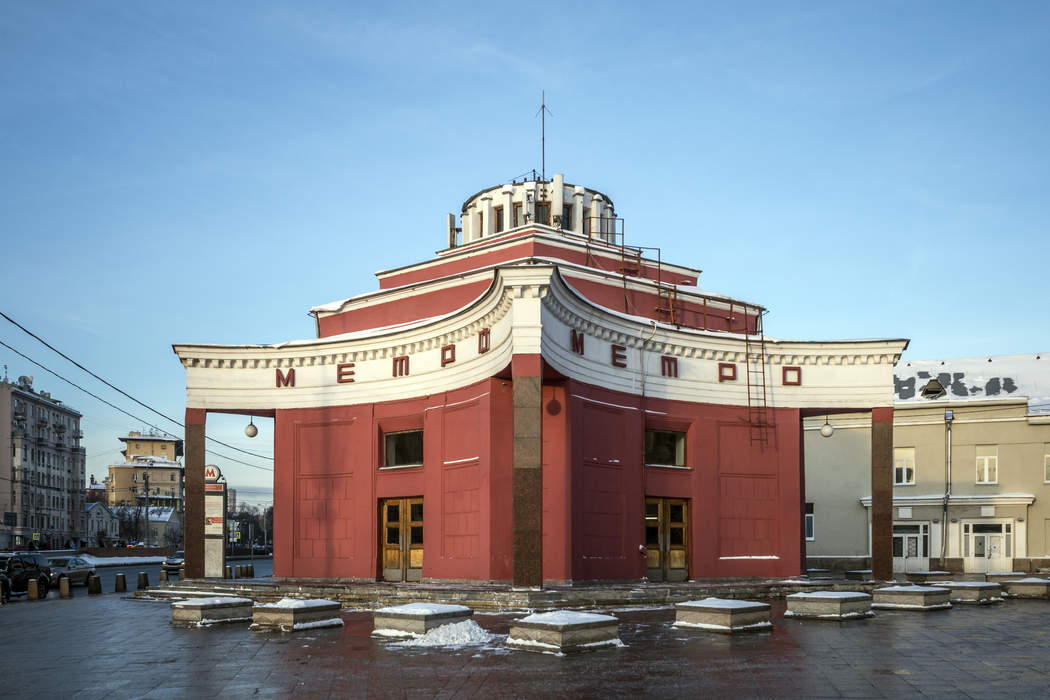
<box><xmin>0</xmin><ymin>309</ymin><xmax>272</xmax><ymax>461</ymax></box>
<box><xmin>0</xmin><ymin>338</ymin><xmax>273</xmax><ymax>472</ymax></box>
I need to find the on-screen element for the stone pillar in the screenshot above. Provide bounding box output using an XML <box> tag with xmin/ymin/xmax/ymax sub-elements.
<box><xmin>481</xmin><ymin>195</ymin><xmax>494</xmax><ymax>237</ymax></box>
<box><xmin>871</xmin><ymin>407</ymin><xmax>894</xmax><ymax>580</ymax></box>
<box><xmin>502</xmin><ymin>186</ymin><xmax>514</xmax><ymax>230</ymax></box>
<box><xmin>591</xmin><ymin>194</ymin><xmax>606</xmax><ymax>241</ymax></box>
<box><xmin>184</xmin><ymin>408</ymin><xmax>206</xmax><ymax>579</ymax></box>
<box><xmin>463</xmin><ymin>203</ymin><xmax>475</xmax><ymax>242</ymax></box>
<box><xmin>551</xmin><ymin>174</ymin><xmax>564</xmax><ymax>228</ymax></box>
<box><xmin>573</xmin><ymin>187</ymin><xmax>585</xmax><ymax>234</ymax></box>
<box><xmin>512</xmin><ymin>354</ymin><xmax>543</xmax><ymax>588</ymax></box>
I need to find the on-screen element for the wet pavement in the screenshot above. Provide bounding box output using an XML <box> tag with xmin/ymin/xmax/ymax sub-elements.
<box><xmin>1</xmin><ymin>592</ymin><xmax>1049</xmax><ymax>698</ymax></box>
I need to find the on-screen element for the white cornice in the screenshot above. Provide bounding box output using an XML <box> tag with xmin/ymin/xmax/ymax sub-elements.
<box><xmin>860</xmin><ymin>494</ymin><xmax>1035</xmax><ymax>507</ymax></box>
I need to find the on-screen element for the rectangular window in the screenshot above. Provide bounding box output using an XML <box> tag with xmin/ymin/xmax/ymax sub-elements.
<box><xmin>561</xmin><ymin>204</ymin><xmax>572</xmax><ymax>230</ymax></box>
<box><xmin>976</xmin><ymin>445</ymin><xmax>998</xmax><ymax>484</ymax></box>
<box><xmin>1044</xmin><ymin>446</ymin><xmax>1050</xmax><ymax>483</ymax></box>
<box><xmin>644</xmin><ymin>429</ymin><xmax>686</xmax><ymax>467</ymax></box>
<box><xmin>535</xmin><ymin>202</ymin><xmax>550</xmax><ymax>225</ymax></box>
<box><xmin>805</xmin><ymin>503</ymin><xmax>815</xmax><ymax>541</ymax></box>
<box><xmin>494</xmin><ymin>206</ymin><xmax>504</xmax><ymax>232</ymax></box>
<box><xmin>513</xmin><ymin>202</ymin><xmax>523</xmax><ymax>227</ymax></box>
<box><xmin>383</xmin><ymin>430</ymin><xmax>424</xmax><ymax>468</ymax></box>
<box><xmin>894</xmin><ymin>447</ymin><xmax>916</xmax><ymax>485</ymax></box>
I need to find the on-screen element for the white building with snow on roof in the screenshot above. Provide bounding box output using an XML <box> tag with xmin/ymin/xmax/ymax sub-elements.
<box><xmin>805</xmin><ymin>353</ymin><xmax>1050</xmax><ymax>575</ymax></box>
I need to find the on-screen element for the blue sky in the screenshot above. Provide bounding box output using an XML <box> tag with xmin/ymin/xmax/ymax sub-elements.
<box><xmin>2</xmin><ymin>2</ymin><xmax>1048</xmax><ymax>496</ymax></box>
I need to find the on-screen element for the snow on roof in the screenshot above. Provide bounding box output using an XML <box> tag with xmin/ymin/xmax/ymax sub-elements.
<box><xmin>787</xmin><ymin>591</ymin><xmax>871</xmax><ymax>599</ymax></box>
<box><xmin>255</xmin><ymin>597</ymin><xmax>340</xmax><ymax>609</ymax></box>
<box><xmin>172</xmin><ymin>596</ymin><xmax>253</xmax><ymax>608</ymax></box>
<box><xmin>516</xmin><ymin>610</ymin><xmax>618</xmax><ymax>626</ymax></box>
<box><xmin>1014</xmin><ymin>577</ymin><xmax>1050</xmax><ymax>583</ymax></box>
<box><xmin>895</xmin><ymin>353</ymin><xmax>1050</xmax><ymax>412</ymax></box>
<box><xmin>944</xmin><ymin>581</ymin><xmax>1000</xmax><ymax>588</ymax></box>
<box><xmin>678</xmin><ymin>597</ymin><xmax>766</xmax><ymax>609</ymax></box>
<box><xmin>876</xmin><ymin>585</ymin><xmax>948</xmax><ymax>593</ymax></box>
<box><xmin>375</xmin><ymin>602</ymin><xmax>471</xmax><ymax>616</ymax></box>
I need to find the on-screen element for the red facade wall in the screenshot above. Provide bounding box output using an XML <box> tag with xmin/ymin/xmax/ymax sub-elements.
<box><xmin>273</xmin><ymin>378</ymin><xmax>513</xmax><ymax>581</ymax></box>
<box><xmin>273</xmin><ymin>375</ymin><xmax>801</xmax><ymax>582</ymax></box>
<box><xmin>317</xmin><ymin>279</ymin><xmax>492</xmax><ymax>337</ymax></box>
<box><xmin>377</xmin><ymin>236</ymin><xmax>697</xmax><ymax>290</ymax></box>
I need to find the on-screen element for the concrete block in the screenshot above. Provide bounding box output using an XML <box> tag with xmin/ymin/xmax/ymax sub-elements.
<box><xmin>674</xmin><ymin>598</ymin><xmax>771</xmax><ymax>633</ymax></box>
<box><xmin>59</xmin><ymin>577</ymin><xmax>72</xmax><ymax>599</ymax></box>
<box><xmin>872</xmin><ymin>585</ymin><xmax>951</xmax><ymax>611</ymax></box>
<box><xmin>114</xmin><ymin>573</ymin><xmax>126</xmax><ymax>593</ymax></box>
<box><xmin>171</xmin><ymin>596</ymin><xmax>253</xmax><ymax>627</ymax></box>
<box><xmin>88</xmin><ymin>575</ymin><xmax>102</xmax><ymax>594</ymax></box>
<box><xmin>986</xmin><ymin>572</ymin><xmax>1028</xmax><ymax>584</ymax></box>
<box><xmin>251</xmin><ymin>598</ymin><xmax>343</xmax><ymax>632</ymax></box>
<box><xmin>942</xmin><ymin>581</ymin><xmax>1002</xmax><ymax>604</ymax></box>
<box><xmin>507</xmin><ymin>610</ymin><xmax>621</xmax><ymax>654</ymax></box>
<box><xmin>785</xmin><ymin>591</ymin><xmax>874</xmax><ymax>620</ymax></box>
<box><xmin>905</xmin><ymin>571</ymin><xmax>952</xmax><ymax>584</ymax></box>
<box><xmin>372</xmin><ymin>602</ymin><xmax>473</xmax><ymax>638</ymax></box>
<box><xmin>1002</xmin><ymin>578</ymin><xmax>1050</xmax><ymax>600</ymax></box>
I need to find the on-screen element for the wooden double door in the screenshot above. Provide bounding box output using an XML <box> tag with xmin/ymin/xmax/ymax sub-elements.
<box><xmin>645</xmin><ymin>497</ymin><xmax>689</xmax><ymax>582</ymax></box>
<box><xmin>380</xmin><ymin>497</ymin><xmax>423</xmax><ymax>582</ymax></box>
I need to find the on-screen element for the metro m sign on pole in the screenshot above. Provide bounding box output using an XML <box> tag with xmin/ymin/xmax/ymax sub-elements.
<box><xmin>204</xmin><ymin>464</ymin><xmax>222</xmax><ymax>482</ymax></box>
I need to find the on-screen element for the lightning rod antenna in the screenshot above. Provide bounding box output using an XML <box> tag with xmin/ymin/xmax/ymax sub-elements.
<box><xmin>535</xmin><ymin>91</ymin><xmax>553</xmax><ymax>181</ymax></box>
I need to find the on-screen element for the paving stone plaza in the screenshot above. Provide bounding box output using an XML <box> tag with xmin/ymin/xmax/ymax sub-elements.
<box><xmin>3</xmin><ymin>592</ymin><xmax>1050</xmax><ymax>698</ymax></box>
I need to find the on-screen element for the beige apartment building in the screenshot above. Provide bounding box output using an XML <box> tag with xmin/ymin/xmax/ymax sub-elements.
<box><xmin>0</xmin><ymin>376</ymin><xmax>87</xmax><ymax>549</ymax></box>
<box><xmin>105</xmin><ymin>431</ymin><xmax>184</xmax><ymax>511</ymax></box>
<box><xmin>805</xmin><ymin>354</ymin><xmax>1050</xmax><ymax>575</ymax></box>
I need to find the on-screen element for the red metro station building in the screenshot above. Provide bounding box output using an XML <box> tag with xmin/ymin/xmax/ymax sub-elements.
<box><xmin>175</xmin><ymin>174</ymin><xmax>908</xmax><ymax>586</ymax></box>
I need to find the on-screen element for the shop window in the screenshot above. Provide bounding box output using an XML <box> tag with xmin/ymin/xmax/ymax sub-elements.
<box><xmin>383</xmin><ymin>429</ymin><xmax>424</xmax><ymax>468</ymax></box>
<box><xmin>976</xmin><ymin>445</ymin><xmax>998</xmax><ymax>484</ymax></box>
<box><xmin>645</xmin><ymin>429</ymin><xmax>686</xmax><ymax>467</ymax></box>
<box><xmin>894</xmin><ymin>447</ymin><xmax>916</xmax><ymax>485</ymax></box>
<box><xmin>805</xmin><ymin>503</ymin><xmax>814</xmax><ymax>541</ymax></box>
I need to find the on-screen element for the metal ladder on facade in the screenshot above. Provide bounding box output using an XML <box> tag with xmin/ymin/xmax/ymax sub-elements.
<box><xmin>743</xmin><ymin>310</ymin><xmax>771</xmax><ymax>448</ymax></box>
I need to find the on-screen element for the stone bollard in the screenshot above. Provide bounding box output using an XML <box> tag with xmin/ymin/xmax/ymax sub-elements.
<box><xmin>246</xmin><ymin>564</ymin><xmax>255</xmax><ymax>579</ymax></box>
<box><xmin>225</xmin><ymin>565</ymin><xmax>233</xmax><ymax>579</ymax></box>
<box><xmin>159</xmin><ymin>570</ymin><xmax>168</xmax><ymax>583</ymax></box>
<box><xmin>27</xmin><ymin>578</ymin><xmax>39</xmax><ymax>601</ymax></box>
<box><xmin>88</xmin><ymin>575</ymin><xmax>102</xmax><ymax>594</ymax></box>
<box><xmin>236</xmin><ymin>565</ymin><xmax>245</xmax><ymax>578</ymax></box>
<box><xmin>114</xmin><ymin>573</ymin><xmax>126</xmax><ymax>593</ymax></box>
<box><xmin>60</xmin><ymin>577</ymin><xmax>72</xmax><ymax>599</ymax></box>
<box><xmin>178</xmin><ymin>567</ymin><xmax>185</xmax><ymax>580</ymax></box>
<box><xmin>137</xmin><ymin>572</ymin><xmax>150</xmax><ymax>590</ymax></box>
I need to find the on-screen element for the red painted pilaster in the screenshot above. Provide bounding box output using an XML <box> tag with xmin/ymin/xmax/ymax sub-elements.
<box><xmin>871</xmin><ymin>407</ymin><xmax>894</xmax><ymax>581</ymax></box>
<box><xmin>184</xmin><ymin>408</ymin><xmax>206</xmax><ymax>579</ymax></box>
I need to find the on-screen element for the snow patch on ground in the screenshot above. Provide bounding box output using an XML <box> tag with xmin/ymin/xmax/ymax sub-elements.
<box><xmin>292</xmin><ymin>618</ymin><xmax>344</xmax><ymax>631</ymax></box>
<box><xmin>674</xmin><ymin>620</ymin><xmax>772</xmax><ymax>631</ymax></box>
<box><xmin>78</xmin><ymin>554</ymin><xmax>166</xmax><ymax>566</ymax></box>
<box><xmin>390</xmin><ymin>620</ymin><xmax>494</xmax><ymax>648</ymax></box>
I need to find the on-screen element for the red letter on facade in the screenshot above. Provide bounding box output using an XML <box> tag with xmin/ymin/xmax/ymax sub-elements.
<box><xmin>336</xmin><ymin>362</ymin><xmax>356</xmax><ymax>383</ymax></box>
<box><xmin>611</xmin><ymin>344</ymin><xmax>627</xmax><ymax>368</ymax></box>
<box><xmin>571</xmin><ymin>329</ymin><xmax>584</xmax><ymax>355</ymax></box>
<box><xmin>441</xmin><ymin>344</ymin><xmax>456</xmax><ymax>367</ymax></box>
<box><xmin>276</xmin><ymin>368</ymin><xmax>295</xmax><ymax>387</ymax></box>
<box><xmin>478</xmin><ymin>328</ymin><xmax>490</xmax><ymax>353</ymax></box>
<box><xmin>661</xmin><ymin>356</ymin><xmax>678</xmax><ymax>378</ymax></box>
<box><xmin>392</xmin><ymin>356</ymin><xmax>410</xmax><ymax>377</ymax></box>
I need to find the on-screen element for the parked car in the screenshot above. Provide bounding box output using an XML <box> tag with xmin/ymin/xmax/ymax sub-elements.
<box><xmin>47</xmin><ymin>556</ymin><xmax>96</xmax><ymax>586</ymax></box>
<box><xmin>162</xmin><ymin>550</ymin><xmax>185</xmax><ymax>574</ymax></box>
<box><xmin>0</xmin><ymin>552</ymin><xmax>52</xmax><ymax>599</ymax></box>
